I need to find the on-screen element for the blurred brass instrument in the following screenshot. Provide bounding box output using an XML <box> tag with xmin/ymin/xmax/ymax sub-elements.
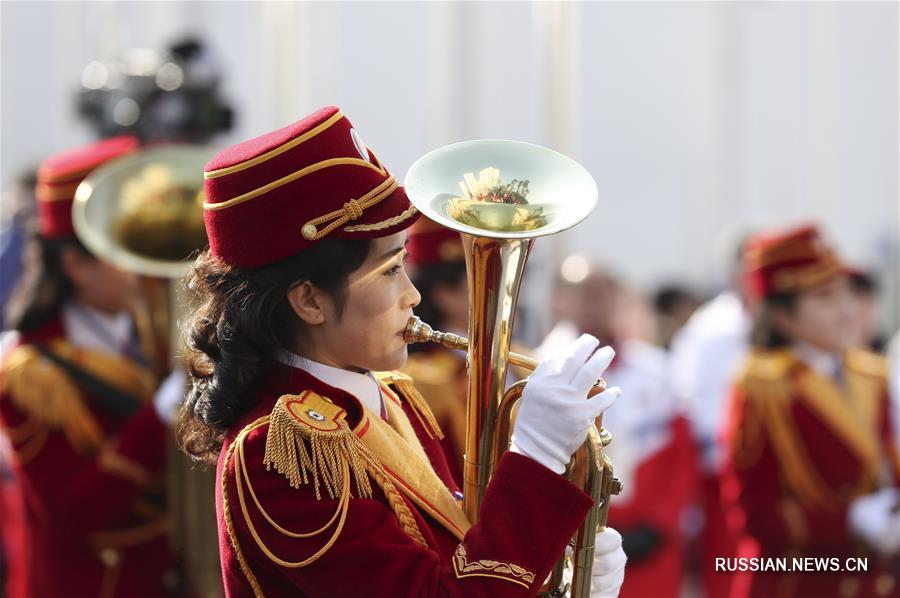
<box><xmin>72</xmin><ymin>145</ymin><xmax>222</xmax><ymax>597</ymax></box>
<box><xmin>404</xmin><ymin>141</ymin><xmax>621</xmax><ymax>597</ymax></box>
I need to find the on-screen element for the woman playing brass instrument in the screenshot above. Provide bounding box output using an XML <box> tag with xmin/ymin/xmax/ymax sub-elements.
<box><xmin>0</xmin><ymin>137</ymin><xmax>180</xmax><ymax>597</ymax></box>
<box><xmin>177</xmin><ymin>106</ymin><xmax>627</xmax><ymax>597</ymax></box>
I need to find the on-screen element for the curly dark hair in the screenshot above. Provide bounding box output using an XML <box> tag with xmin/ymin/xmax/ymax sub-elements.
<box><xmin>5</xmin><ymin>234</ymin><xmax>91</xmax><ymax>333</ymax></box>
<box><xmin>177</xmin><ymin>239</ymin><xmax>371</xmax><ymax>463</ymax></box>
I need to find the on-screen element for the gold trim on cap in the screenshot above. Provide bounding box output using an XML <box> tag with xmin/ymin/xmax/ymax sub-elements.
<box><xmin>204</xmin><ymin>111</ymin><xmax>346</xmax><ymax>180</ymax></box>
<box><xmin>344</xmin><ymin>204</ymin><xmax>418</xmax><ymax>233</ymax></box>
<box><xmin>300</xmin><ymin>177</ymin><xmax>398</xmax><ymax>241</ymax></box>
<box><xmin>203</xmin><ymin>157</ymin><xmax>387</xmax><ymax>211</ymax></box>
<box><xmin>771</xmin><ymin>256</ymin><xmax>842</xmax><ymax>292</ymax></box>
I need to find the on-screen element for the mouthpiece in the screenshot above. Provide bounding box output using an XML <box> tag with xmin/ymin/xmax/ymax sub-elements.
<box><xmin>404</xmin><ymin>317</ymin><xmax>606</xmax><ymax>394</ymax></box>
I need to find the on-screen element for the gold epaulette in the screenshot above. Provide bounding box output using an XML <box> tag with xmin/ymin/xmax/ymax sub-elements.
<box><xmin>740</xmin><ymin>349</ymin><xmax>795</xmax><ymax>382</ymax></box>
<box><xmin>374</xmin><ymin>370</ymin><xmax>445</xmax><ymax>440</ymax></box>
<box><xmin>845</xmin><ymin>349</ymin><xmax>888</xmax><ymax>380</ymax></box>
<box><xmin>264</xmin><ymin>391</ymin><xmax>373</xmax><ymax>500</ymax></box>
<box><xmin>222</xmin><ymin>391</ymin><xmax>427</xmax><ymax>595</ymax></box>
<box><xmin>0</xmin><ymin>343</ymin><xmax>104</xmax><ymax>455</ymax></box>
<box><xmin>373</xmin><ymin>369</ymin><xmax>413</xmax><ymax>386</ymax></box>
<box><xmin>736</xmin><ymin>350</ymin><xmax>796</xmax><ymax>403</ymax></box>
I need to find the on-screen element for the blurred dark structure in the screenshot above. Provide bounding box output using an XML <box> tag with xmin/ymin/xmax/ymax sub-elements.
<box><xmin>76</xmin><ymin>37</ymin><xmax>233</xmax><ymax>144</ymax></box>
<box><xmin>653</xmin><ymin>284</ymin><xmax>702</xmax><ymax>349</ymax></box>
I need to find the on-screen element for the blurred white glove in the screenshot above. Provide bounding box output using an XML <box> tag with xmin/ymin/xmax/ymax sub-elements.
<box><xmin>591</xmin><ymin>528</ymin><xmax>627</xmax><ymax>598</ymax></box>
<box><xmin>510</xmin><ymin>334</ymin><xmax>621</xmax><ymax>474</ymax></box>
<box><xmin>848</xmin><ymin>487</ymin><xmax>900</xmax><ymax>556</ymax></box>
<box><xmin>153</xmin><ymin>368</ymin><xmax>187</xmax><ymax>425</ymax></box>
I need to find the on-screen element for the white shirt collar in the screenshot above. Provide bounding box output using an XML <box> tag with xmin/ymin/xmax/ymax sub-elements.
<box><xmin>276</xmin><ymin>351</ymin><xmax>384</xmax><ymax>417</ymax></box>
<box><xmin>793</xmin><ymin>341</ymin><xmax>842</xmax><ymax>379</ymax></box>
<box><xmin>62</xmin><ymin>301</ymin><xmax>133</xmax><ymax>354</ymax></box>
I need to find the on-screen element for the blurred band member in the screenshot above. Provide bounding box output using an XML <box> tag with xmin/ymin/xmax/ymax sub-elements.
<box><xmin>653</xmin><ymin>285</ymin><xmax>701</xmax><ymax>350</ymax></box>
<box><xmin>722</xmin><ymin>224</ymin><xmax>900</xmax><ymax>598</ymax></box>
<box><xmin>668</xmin><ymin>237</ymin><xmax>752</xmax><ymax>598</ymax></box>
<box><xmin>0</xmin><ymin>168</ymin><xmax>37</xmax><ymax>330</ymax></box>
<box><xmin>536</xmin><ymin>262</ymin><xmax>699</xmax><ymax>598</ymax></box>
<box><xmin>403</xmin><ymin>217</ymin><xmax>468</xmax><ymax>484</ymax></box>
<box><xmin>0</xmin><ymin>138</ymin><xmax>181</xmax><ymax>597</ymax></box>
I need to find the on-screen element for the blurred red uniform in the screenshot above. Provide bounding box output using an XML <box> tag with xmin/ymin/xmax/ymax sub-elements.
<box><xmin>722</xmin><ymin>225</ymin><xmax>900</xmax><ymax>598</ymax></box>
<box><xmin>0</xmin><ymin>137</ymin><xmax>175</xmax><ymax>597</ymax></box>
<box><xmin>539</xmin><ymin>324</ymin><xmax>699</xmax><ymax>597</ymax></box>
<box><xmin>0</xmin><ymin>318</ymin><xmax>175</xmax><ymax>597</ymax></box>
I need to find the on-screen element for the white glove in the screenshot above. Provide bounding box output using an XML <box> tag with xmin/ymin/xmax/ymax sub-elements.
<box><xmin>848</xmin><ymin>487</ymin><xmax>900</xmax><ymax>556</ymax></box>
<box><xmin>591</xmin><ymin>528</ymin><xmax>627</xmax><ymax>598</ymax></box>
<box><xmin>153</xmin><ymin>368</ymin><xmax>187</xmax><ymax>425</ymax></box>
<box><xmin>510</xmin><ymin>334</ymin><xmax>621</xmax><ymax>474</ymax></box>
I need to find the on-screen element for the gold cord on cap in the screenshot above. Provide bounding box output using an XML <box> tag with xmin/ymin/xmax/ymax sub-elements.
<box><xmin>300</xmin><ymin>177</ymin><xmax>398</xmax><ymax>241</ymax></box>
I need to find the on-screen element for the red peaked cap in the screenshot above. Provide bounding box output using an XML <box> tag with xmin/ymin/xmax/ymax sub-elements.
<box><xmin>202</xmin><ymin>106</ymin><xmax>420</xmax><ymax>269</ymax></box>
<box><xmin>35</xmin><ymin>136</ymin><xmax>140</xmax><ymax>239</ymax></box>
<box><xmin>407</xmin><ymin>215</ymin><xmax>464</xmax><ymax>268</ymax></box>
<box><xmin>743</xmin><ymin>224</ymin><xmax>844</xmax><ymax>299</ymax></box>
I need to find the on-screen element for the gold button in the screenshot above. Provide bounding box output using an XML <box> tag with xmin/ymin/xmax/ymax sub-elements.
<box><xmin>162</xmin><ymin>569</ymin><xmax>180</xmax><ymax>590</ymax></box>
<box><xmin>302</xmin><ymin>223</ymin><xmax>317</xmax><ymax>240</ymax></box>
<box><xmin>306</xmin><ymin>409</ymin><xmax>326</xmax><ymax>421</ymax></box>
<box><xmin>839</xmin><ymin>576</ymin><xmax>861</xmax><ymax>598</ymax></box>
<box><xmin>875</xmin><ymin>574</ymin><xmax>896</xmax><ymax>596</ymax></box>
<box><xmin>99</xmin><ymin>548</ymin><xmax>120</xmax><ymax>568</ymax></box>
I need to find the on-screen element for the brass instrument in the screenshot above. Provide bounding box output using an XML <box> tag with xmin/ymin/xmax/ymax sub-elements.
<box><xmin>72</xmin><ymin>145</ymin><xmax>222</xmax><ymax>597</ymax></box>
<box><xmin>403</xmin><ymin>140</ymin><xmax>621</xmax><ymax>597</ymax></box>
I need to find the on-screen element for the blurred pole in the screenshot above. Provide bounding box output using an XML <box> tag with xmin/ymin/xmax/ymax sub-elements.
<box><xmin>527</xmin><ymin>0</ymin><xmax>582</xmax><ymax>343</ymax></box>
<box><xmin>262</xmin><ymin>1</ymin><xmax>300</xmax><ymax>128</ymax></box>
<box><xmin>424</xmin><ymin>1</ymin><xmax>463</xmax><ymax>149</ymax></box>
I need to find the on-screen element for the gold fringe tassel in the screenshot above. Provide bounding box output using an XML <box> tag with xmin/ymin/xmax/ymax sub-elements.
<box><xmin>262</xmin><ymin>395</ymin><xmax>427</xmax><ymax>547</ymax></box>
<box><xmin>225</xmin><ymin>402</ymin><xmax>429</xmax><ymax>584</ymax></box>
<box><xmin>264</xmin><ymin>398</ymin><xmax>373</xmax><ymax>501</ymax></box>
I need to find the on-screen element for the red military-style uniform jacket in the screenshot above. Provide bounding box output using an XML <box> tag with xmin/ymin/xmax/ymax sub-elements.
<box><xmin>217</xmin><ymin>362</ymin><xmax>594</xmax><ymax>597</ymax></box>
<box><xmin>722</xmin><ymin>348</ymin><xmax>900</xmax><ymax>598</ymax></box>
<box><xmin>0</xmin><ymin>317</ymin><xmax>176</xmax><ymax>597</ymax></box>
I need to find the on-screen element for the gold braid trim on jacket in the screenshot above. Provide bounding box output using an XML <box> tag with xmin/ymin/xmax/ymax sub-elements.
<box><xmin>221</xmin><ymin>391</ymin><xmax>428</xmax><ymax>591</ymax></box>
<box><xmin>736</xmin><ymin>351</ymin><xmax>839</xmax><ymax>509</ymax></box>
<box><xmin>2</xmin><ymin>344</ymin><xmax>103</xmax><ymax>455</ymax></box>
<box><xmin>0</xmin><ymin>341</ymin><xmax>156</xmax><ymax>456</ymax></box>
<box><xmin>375</xmin><ymin>370</ymin><xmax>445</xmax><ymax>441</ymax></box>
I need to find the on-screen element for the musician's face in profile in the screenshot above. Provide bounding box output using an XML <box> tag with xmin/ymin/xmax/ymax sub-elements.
<box><xmin>61</xmin><ymin>247</ymin><xmax>140</xmax><ymax>315</ymax></box>
<box><xmin>772</xmin><ymin>275</ymin><xmax>856</xmax><ymax>355</ymax></box>
<box><xmin>290</xmin><ymin>231</ymin><xmax>421</xmax><ymax>372</ymax></box>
